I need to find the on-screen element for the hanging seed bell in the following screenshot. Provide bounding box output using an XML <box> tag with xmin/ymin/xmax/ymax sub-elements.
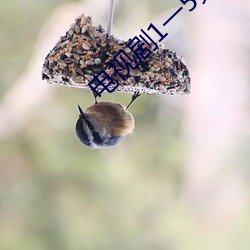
<box><xmin>42</xmin><ymin>14</ymin><xmax>190</xmax><ymax>95</ymax></box>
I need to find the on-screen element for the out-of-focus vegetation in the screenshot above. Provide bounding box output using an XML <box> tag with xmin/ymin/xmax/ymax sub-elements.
<box><xmin>0</xmin><ymin>0</ymin><xmax>71</xmax><ymax>97</ymax></box>
<box><xmin>1</xmin><ymin>0</ymin><xmax>250</xmax><ymax>250</ymax></box>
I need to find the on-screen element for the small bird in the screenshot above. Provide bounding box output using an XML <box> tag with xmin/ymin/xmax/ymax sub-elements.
<box><xmin>75</xmin><ymin>91</ymin><xmax>140</xmax><ymax>149</ymax></box>
<box><xmin>76</xmin><ymin>100</ymin><xmax>137</xmax><ymax>149</ymax></box>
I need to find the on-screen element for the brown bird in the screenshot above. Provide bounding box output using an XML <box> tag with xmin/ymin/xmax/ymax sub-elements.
<box><xmin>75</xmin><ymin>97</ymin><xmax>138</xmax><ymax>149</ymax></box>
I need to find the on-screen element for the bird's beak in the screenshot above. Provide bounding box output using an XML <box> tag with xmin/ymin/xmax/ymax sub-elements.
<box><xmin>77</xmin><ymin>105</ymin><xmax>86</xmax><ymax>119</ymax></box>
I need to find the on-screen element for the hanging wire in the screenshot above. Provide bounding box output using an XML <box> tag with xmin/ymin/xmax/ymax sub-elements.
<box><xmin>107</xmin><ymin>0</ymin><xmax>115</xmax><ymax>34</ymax></box>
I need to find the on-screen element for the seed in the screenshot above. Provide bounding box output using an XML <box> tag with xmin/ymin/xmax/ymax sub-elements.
<box><xmin>81</xmin><ymin>25</ymin><xmax>88</xmax><ymax>34</ymax></box>
<box><xmin>75</xmin><ymin>25</ymin><xmax>80</xmax><ymax>34</ymax></box>
<box><xmin>85</xmin><ymin>60</ymin><xmax>94</xmax><ymax>65</ymax></box>
<box><xmin>85</xmin><ymin>74</ymin><xmax>92</xmax><ymax>80</ymax></box>
<box><xmin>65</xmin><ymin>52</ymin><xmax>72</xmax><ymax>58</ymax></box>
<box><xmin>82</xmin><ymin>43</ymin><xmax>90</xmax><ymax>50</ymax></box>
<box><xmin>63</xmin><ymin>58</ymin><xmax>75</xmax><ymax>64</ymax></box>
<box><xmin>147</xmin><ymin>72</ymin><xmax>154</xmax><ymax>78</ymax></box>
<box><xmin>140</xmin><ymin>75</ymin><xmax>149</xmax><ymax>81</ymax></box>
<box><xmin>59</xmin><ymin>40</ymin><xmax>69</xmax><ymax>47</ymax></box>
<box><xmin>57</xmin><ymin>59</ymin><xmax>67</xmax><ymax>66</ymax></box>
<box><xmin>72</xmin><ymin>53</ymin><xmax>80</xmax><ymax>60</ymax></box>
<box><xmin>74</xmin><ymin>66</ymin><xmax>83</xmax><ymax>75</ymax></box>
<box><xmin>118</xmin><ymin>39</ymin><xmax>124</xmax><ymax>45</ymax></box>
<box><xmin>72</xmin><ymin>76</ymin><xmax>84</xmax><ymax>83</ymax></box>
<box><xmin>127</xmin><ymin>77</ymin><xmax>135</xmax><ymax>84</ymax></box>
<box><xmin>130</xmin><ymin>69</ymin><xmax>142</xmax><ymax>77</ymax></box>
<box><xmin>72</xmin><ymin>48</ymin><xmax>85</xmax><ymax>55</ymax></box>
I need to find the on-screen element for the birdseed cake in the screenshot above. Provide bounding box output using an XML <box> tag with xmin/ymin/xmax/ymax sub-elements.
<box><xmin>42</xmin><ymin>14</ymin><xmax>190</xmax><ymax>95</ymax></box>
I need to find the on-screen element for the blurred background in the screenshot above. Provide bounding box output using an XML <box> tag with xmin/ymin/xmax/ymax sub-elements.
<box><xmin>1</xmin><ymin>0</ymin><xmax>250</xmax><ymax>249</ymax></box>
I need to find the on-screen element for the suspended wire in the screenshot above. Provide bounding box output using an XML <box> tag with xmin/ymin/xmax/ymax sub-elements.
<box><xmin>107</xmin><ymin>0</ymin><xmax>115</xmax><ymax>34</ymax></box>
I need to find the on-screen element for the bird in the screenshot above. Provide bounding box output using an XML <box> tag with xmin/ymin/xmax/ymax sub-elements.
<box><xmin>75</xmin><ymin>92</ymin><xmax>140</xmax><ymax>149</ymax></box>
